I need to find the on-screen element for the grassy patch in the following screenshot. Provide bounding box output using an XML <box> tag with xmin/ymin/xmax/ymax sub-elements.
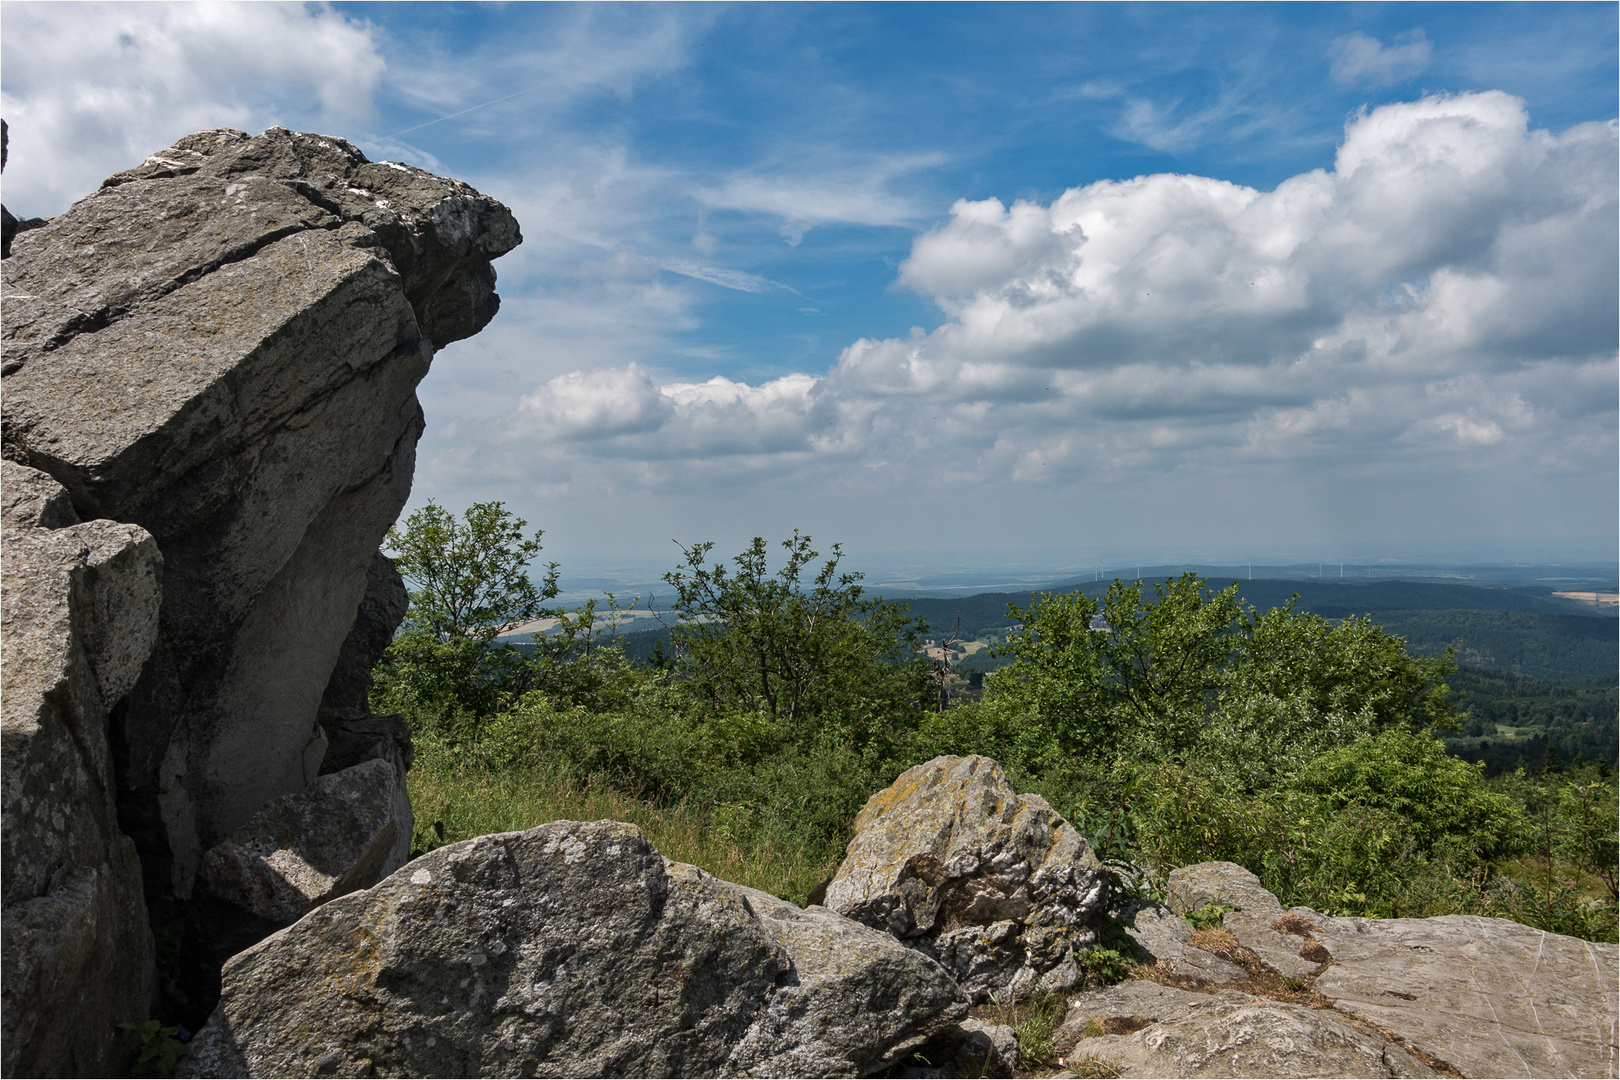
<box><xmin>407</xmin><ymin>744</ymin><xmax>843</xmax><ymax>904</ymax></box>
<box><xmin>972</xmin><ymin>989</ymin><xmax>1067</xmax><ymax>1073</ymax></box>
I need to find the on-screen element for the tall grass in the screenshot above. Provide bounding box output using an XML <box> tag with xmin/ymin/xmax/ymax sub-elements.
<box><xmin>407</xmin><ymin>742</ymin><xmax>843</xmax><ymax>904</ymax></box>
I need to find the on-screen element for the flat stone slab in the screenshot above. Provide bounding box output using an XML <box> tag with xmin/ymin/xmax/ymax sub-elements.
<box><xmin>1308</xmin><ymin>911</ymin><xmax>1620</xmax><ymax>1080</ymax></box>
<box><xmin>1155</xmin><ymin>862</ymin><xmax>1620</xmax><ymax>1079</ymax></box>
<box><xmin>1060</xmin><ymin>986</ymin><xmax>1437</xmax><ymax>1078</ymax></box>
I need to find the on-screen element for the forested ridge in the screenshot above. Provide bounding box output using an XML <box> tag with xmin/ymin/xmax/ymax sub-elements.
<box><xmin>378</xmin><ymin>504</ymin><xmax>1618</xmax><ymax>952</ymax></box>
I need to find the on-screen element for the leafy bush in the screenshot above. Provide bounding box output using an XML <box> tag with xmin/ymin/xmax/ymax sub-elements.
<box><xmin>119</xmin><ymin>1020</ymin><xmax>187</xmax><ymax>1077</ymax></box>
<box><xmin>662</xmin><ymin>532</ymin><xmax>932</xmax><ymax>751</ymax></box>
<box><xmin>372</xmin><ymin>500</ymin><xmax>560</xmax><ymax>727</ymax></box>
<box><xmin>1293</xmin><ymin>726</ymin><xmax>1526</xmax><ymax>861</ymax></box>
<box><xmin>978</xmin><ymin>574</ymin><xmax>1462</xmax><ymax>790</ymax></box>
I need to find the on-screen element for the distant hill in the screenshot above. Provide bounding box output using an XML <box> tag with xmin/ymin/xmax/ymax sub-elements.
<box><xmin>1361</xmin><ymin>610</ymin><xmax>1616</xmax><ymax>683</ymax></box>
<box><xmin>601</xmin><ymin>576</ymin><xmax>1616</xmax><ymax>684</ymax></box>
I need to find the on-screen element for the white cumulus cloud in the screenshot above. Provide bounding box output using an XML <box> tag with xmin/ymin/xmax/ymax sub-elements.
<box><xmin>499</xmin><ymin>92</ymin><xmax>1615</xmax><ymax>516</ymax></box>
<box><xmin>0</xmin><ymin>1</ymin><xmax>385</xmax><ymax>216</ymax></box>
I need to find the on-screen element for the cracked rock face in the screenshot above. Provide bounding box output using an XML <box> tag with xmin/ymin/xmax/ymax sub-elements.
<box><xmin>1</xmin><ymin>461</ymin><xmax>162</xmax><ymax>1077</ymax></box>
<box><xmin>182</xmin><ymin>821</ymin><xmax>967</xmax><ymax>1079</ymax></box>
<box><xmin>1</xmin><ymin>127</ymin><xmax>518</xmax><ymax>1062</ymax></box>
<box><xmin>1164</xmin><ymin>861</ymin><xmax>1620</xmax><ymax>1078</ymax></box>
<box><xmin>824</xmin><ymin>755</ymin><xmax>1109</xmax><ymax>1004</ymax></box>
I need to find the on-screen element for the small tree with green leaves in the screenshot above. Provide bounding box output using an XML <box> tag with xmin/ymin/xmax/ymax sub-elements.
<box><xmin>372</xmin><ymin>500</ymin><xmax>559</xmax><ymax>728</ymax></box>
<box><xmin>662</xmin><ymin>532</ymin><xmax>931</xmax><ymax>751</ymax></box>
<box><xmin>980</xmin><ymin>574</ymin><xmax>1247</xmax><ymax>770</ymax></box>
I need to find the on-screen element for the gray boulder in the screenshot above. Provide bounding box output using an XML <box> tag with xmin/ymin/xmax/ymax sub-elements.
<box><xmin>824</xmin><ymin>755</ymin><xmax>1109</xmax><ymax>1003</ymax></box>
<box><xmin>186</xmin><ymin>756</ymin><xmax>412</xmax><ymax>1006</ymax></box>
<box><xmin>1</xmin><ymin>461</ymin><xmax>163</xmax><ymax>1076</ymax></box>
<box><xmin>1</xmin><ymin>126</ymin><xmax>518</xmax><ymax>1034</ymax></box>
<box><xmin>183</xmin><ymin>820</ymin><xmax>966</xmax><ymax>1078</ymax></box>
<box><xmin>197</xmin><ymin>757</ymin><xmax>405</xmax><ymax>925</ymax></box>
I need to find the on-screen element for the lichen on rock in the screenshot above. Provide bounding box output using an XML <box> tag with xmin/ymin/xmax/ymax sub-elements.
<box><xmin>824</xmin><ymin>754</ymin><xmax>1110</xmax><ymax>1004</ymax></box>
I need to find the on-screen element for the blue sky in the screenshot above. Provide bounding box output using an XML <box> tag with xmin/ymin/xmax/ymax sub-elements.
<box><xmin>3</xmin><ymin>2</ymin><xmax>1616</xmax><ymax>575</ymax></box>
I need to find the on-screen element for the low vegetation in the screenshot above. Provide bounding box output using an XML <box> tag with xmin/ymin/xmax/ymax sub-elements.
<box><xmin>377</xmin><ymin>502</ymin><xmax>1618</xmax><ymax>942</ymax></box>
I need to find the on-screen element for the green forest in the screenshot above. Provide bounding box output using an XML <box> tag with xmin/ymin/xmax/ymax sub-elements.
<box><xmin>375</xmin><ymin>502</ymin><xmax>1618</xmax><ymax>948</ymax></box>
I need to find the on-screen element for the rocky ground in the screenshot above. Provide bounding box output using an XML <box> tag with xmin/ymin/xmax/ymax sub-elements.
<box><xmin>176</xmin><ymin>756</ymin><xmax>1617</xmax><ymax>1079</ymax></box>
<box><xmin>1042</xmin><ymin>860</ymin><xmax>1618</xmax><ymax>1079</ymax></box>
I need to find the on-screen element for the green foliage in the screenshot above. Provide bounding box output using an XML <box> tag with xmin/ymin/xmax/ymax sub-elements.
<box><xmin>1294</xmin><ymin>727</ymin><xmax>1525</xmax><ymax>861</ymax></box>
<box><xmin>478</xmin><ymin>683</ymin><xmax>896</xmax><ymax>852</ymax></box>
<box><xmin>979</xmin><ymin>989</ymin><xmax>1068</xmax><ymax>1071</ymax></box>
<box><xmin>980</xmin><ymin>573</ymin><xmax>1462</xmax><ymax>790</ymax></box>
<box><xmin>1183</xmin><ymin>902</ymin><xmax>1237</xmax><ymax>930</ymax></box>
<box><xmin>983</xmin><ymin>575</ymin><xmax>1243</xmax><ymax>766</ymax></box>
<box><xmin>373</xmin><ymin>525</ymin><xmax>1617</xmax><ymax>944</ymax></box>
<box><xmin>1364</xmin><ymin>608</ymin><xmax>1618</xmax><ymax>682</ymax></box>
<box><xmin>372</xmin><ymin>500</ymin><xmax>560</xmax><ymax>728</ymax></box>
<box><xmin>1078</xmin><ymin>946</ymin><xmax>1131</xmax><ymax>985</ymax></box>
<box><xmin>662</xmin><ymin>533</ymin><xmax>931</xmax><ymax>749</ymax></box>
<box><xmin>1210</xmin><ymin>608</ymin><xmax>1463</xmax><ymax>790</ymax></box>
<box><xmin>389</xmin><ymin>500</ymin><xmax>557</xmax><ymax>641</ymax></box>
<box><xmin>1556</xmin><ymin>780</ymin><xmax>1620</xmax><ymax>902</ymax></box>
<box><xmin>119</xmin><ymin>1020</ymin><xmax>186</xmax><ymax>1077</ymax></box>
<box><xmin>407</xmin><ymin>738</ymin><xmax>843</xmax><ymax>906</ymax></box>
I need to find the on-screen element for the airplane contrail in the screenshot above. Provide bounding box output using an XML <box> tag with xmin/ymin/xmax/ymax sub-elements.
<box><xmin>389</xmin><ymin>87</ymin><xmax>540</xmax><ymax>138</ymax></box>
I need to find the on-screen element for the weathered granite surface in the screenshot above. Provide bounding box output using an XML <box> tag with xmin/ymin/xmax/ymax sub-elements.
<box><xmin>0</xmin><ymin>461</ymin><xmax>162</xmax><ymax>1076</ymax></box>
<box><xmin>1308</xmin><ymin>912</ymin><xmax>1619</xmax><ymax>1080</ymax></box>
<box><xmin>182</xmin><ymin>821</ymin><xmax>967</xmax><ymax>1078</ymax></box>
<box><xmin>1059</xmin><ymin>983</ymin><xmax>1438</xmax><ymax>1079</ymax></box>
<box><xmin>318</xmin><ymin>551</ymin><xmax>409</xmax><ymax>728</ymax></box>
<box><xmin>825</xmin><ymin>754</ymin><xmax>1109</xmax><ymax>1003</ymax></box>
<box><xmin>1117</xmin><ymin>898</ymin><xmax>1248</xmax><ymax>983</ymax></box>
<box><xmin>1166</xmin><ymin>860</ymin><xmax>1319</xmax><ymax>979</ymax></box>
<box><xmin>1070</xmin><ymin>860</ymin><xmax>1620</xmax><ymax>1080</ymax></box>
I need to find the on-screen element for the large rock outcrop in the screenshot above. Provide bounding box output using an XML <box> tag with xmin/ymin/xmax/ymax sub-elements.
<box><xmin>1</xmin><ymin>126</ymin><xmax>519</xmax><ymax>1067</ymax></box>
<box><xmin>824</xmin><ymin>755</ymin><xmax>1109</xmax><ymax>1003</ymax></box>
<box><xmin>182</xmin><ymin>820</ymin><xmax>968</xmax><ymax>1078</ymax></box>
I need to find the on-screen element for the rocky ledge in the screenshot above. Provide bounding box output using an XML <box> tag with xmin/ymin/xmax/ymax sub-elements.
<box><xmin>1053</xmin><ymin>860</ymin><xmax>1619</xmax><ymax>1079</ymax></box>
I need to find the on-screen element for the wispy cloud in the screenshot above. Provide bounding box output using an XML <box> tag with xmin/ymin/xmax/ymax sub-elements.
<box><xmin>700</xmin><ymin>153</ymin><xmax>946</xmax><ymax>244</ymax></box>
<box><xmin>658</xmin><ymin>259</ymin><xmax>772</xmax><ymax>293</ymax></box>
<box><xmin>1328</xmin><ymin>30</ymin><xmax>1433</xmax><ymax>88</ymax></box>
